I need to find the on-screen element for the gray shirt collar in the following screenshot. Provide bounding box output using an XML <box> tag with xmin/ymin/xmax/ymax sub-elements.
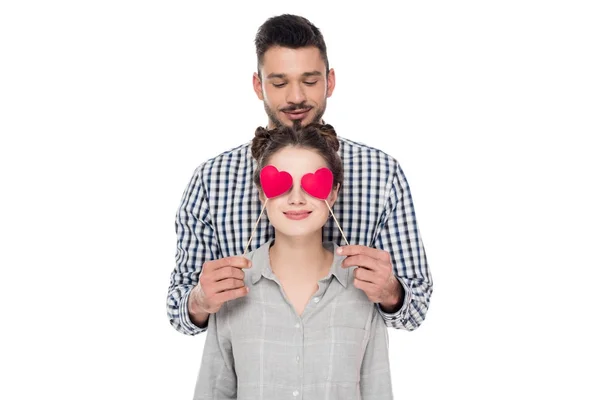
<box><xmin>248</xmin><ymin>239</ymin><xmax>349</xmax><ymax>288</ymax></box>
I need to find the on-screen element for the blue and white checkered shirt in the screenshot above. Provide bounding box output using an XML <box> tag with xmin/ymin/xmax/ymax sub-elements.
<box><xmin>167</xmin><ymin>136</ymin><xmax>433</xmax><ymax>335</ymax></box>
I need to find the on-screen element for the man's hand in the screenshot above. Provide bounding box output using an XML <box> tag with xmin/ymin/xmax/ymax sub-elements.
<box><xmin>337</xmin><ymin>245</ymin><xmax>404</xmax><ymax>312</ymax></box>
<box><xmin>188</xmin><ymin>256</ymin><xmax>252</xmax><ymax>327</ymax></box>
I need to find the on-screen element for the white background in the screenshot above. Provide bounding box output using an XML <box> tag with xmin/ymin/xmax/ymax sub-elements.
<box><xmin>1</xmin><ymin>1</ymin><xmax>599</xmax><ymax>399</ymax></box>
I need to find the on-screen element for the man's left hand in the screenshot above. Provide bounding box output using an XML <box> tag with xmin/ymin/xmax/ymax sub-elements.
<box><xmin>337</xmin><ymin>245</ymin><xmax>404</xmax><ymax>313</ymax></box>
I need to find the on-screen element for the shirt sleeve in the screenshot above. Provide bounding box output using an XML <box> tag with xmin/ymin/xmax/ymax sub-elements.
<box><xmin>193</xmin><ymin>310</ymin><xmax>237</xmax><ymax>399</ymax></box>
<box><xmin>360</xmin><ymin>305</ymin><xmax>394</xmax><ymax>400</ymax></box>
<box><xmin>166</xmin><ymin>165</ymin><xmax>221</xmax><ymax>335</ymax></box>
<box><xmin>374</xmin><ymin>159</ymin><xmax>433</xmax><ymax>331</ymax></box>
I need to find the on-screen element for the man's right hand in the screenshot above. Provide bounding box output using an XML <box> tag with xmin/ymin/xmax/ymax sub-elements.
<box><xmin>188</xmin><ymin>256</ymin><xmax>252</xmax><ymax>327</ymax></box>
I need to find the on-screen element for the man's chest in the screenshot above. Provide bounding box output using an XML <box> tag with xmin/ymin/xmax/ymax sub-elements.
<box><xmin>208</xmin><ymin>184</ymin><xmax>387</xmax><ymax>257</ymax></box>
<box><xmin>204</xmin><ymin>145</ymin><xmax>392</xmax><ymax>255</ymax></box>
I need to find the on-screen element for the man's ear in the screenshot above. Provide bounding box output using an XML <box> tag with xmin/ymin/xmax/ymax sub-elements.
<box><xmin>328</xmin><ymin>183</ymin><xmax>340</xmax><ymax>206</ymax></box>
<box><xmin>326</xmin><ymin>68</ymin><xmax>336</xmax><ymax>98</ymax></box>
<box><xmin>253</xmin><ymin>72</ymin><xmax>264</xmax><ymax>100</ymax></box>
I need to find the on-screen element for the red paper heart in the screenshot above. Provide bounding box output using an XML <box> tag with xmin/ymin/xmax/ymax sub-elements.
<box><xmin>301</xmin><ymin>168</ymin><xmax>333</xmax><ymax>200</ymax></box>
<box><xmin>260</xmin><ymin>165</ymin><xmax>293</xmax><ymax>198</ymax></box>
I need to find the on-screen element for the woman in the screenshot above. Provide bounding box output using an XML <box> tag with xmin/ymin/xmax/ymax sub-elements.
<box><xmin>193</xmin><ymin>124</ymin><xmax>393</xmax><ymax>399</ymax></box>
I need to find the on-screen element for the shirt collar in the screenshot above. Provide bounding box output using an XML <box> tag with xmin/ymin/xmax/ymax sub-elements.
<box><xmin>248</xmin><ymin>239</ymin><xmax>349</xmax><ymax>288</ymax></box>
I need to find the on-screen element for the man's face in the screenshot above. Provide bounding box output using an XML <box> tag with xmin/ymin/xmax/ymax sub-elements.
<box><xmin>253</xmin><ymin>46</ymin><xmax>336</xmax><ymax>129</ymax></box>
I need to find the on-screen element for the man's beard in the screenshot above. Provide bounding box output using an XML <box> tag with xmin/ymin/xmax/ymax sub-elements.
<box><xmin>264</xmin><ymin>100</ymin><xmax>326</xmax><ymax>130</ymax></box>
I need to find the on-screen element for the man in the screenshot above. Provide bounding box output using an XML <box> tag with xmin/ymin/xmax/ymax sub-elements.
<box><xmin>167</xmin><ymin>14</ymin><xmax>432</xmax><ymax>336</ymax></box>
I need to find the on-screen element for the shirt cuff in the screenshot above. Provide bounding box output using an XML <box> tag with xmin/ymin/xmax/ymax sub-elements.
<box><xmin>376</xmin><ymin>277</ymin><xmax>412</xmax><ymax>323</ymax></box>
<box><xmin>180</xmin><ymin>289</ymin><xmax>209</xmax><ymax>335</ymax></box>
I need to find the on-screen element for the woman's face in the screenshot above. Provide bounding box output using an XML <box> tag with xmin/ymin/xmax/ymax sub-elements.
<box><xmin>260</xmin><ymin>146</ymin><xmax>338</xmax><ymax>239</ymax></box>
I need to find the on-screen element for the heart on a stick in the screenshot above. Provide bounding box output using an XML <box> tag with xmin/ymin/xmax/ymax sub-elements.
<box><xmin>260</xmin><ymin>165</ymin><xmax>293</xmax><ymax>198</ymax></box>
<box><xmin>301</xmin><ymin>167</ymin><xmax>333</xmax><ymax>199</ymax></box>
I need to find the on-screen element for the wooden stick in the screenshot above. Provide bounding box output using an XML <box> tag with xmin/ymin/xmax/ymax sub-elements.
<box><xmin>325</xmin><ymin>200</ymin><xmax>349</xmax><ymax>246</ymax></box>
<box><xmin>244</xmin><ymin>201</ymin><xmax>267</xmax><ymax>254</ymax></box>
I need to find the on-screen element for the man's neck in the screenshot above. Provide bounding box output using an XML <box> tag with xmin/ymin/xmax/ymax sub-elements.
<box><xmin>266</xmin><ymin>118</ymin><xmax>325</xmax><ymax>130</ymax></box>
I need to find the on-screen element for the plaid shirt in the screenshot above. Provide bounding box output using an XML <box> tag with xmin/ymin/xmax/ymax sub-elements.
<box><xmin>167</xmin><ymin>136</ymin><xmax>433</xmax><ymax>336</ymax></box>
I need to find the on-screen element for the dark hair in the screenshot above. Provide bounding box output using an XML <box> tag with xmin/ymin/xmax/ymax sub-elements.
<box><xmin>251</xmin><ymin>123</ymin><xmax>343</xmax><ymax>191</ymax></box>
<box><xmin>254</xmin><ymin>14</ymin><xmax>329</xmax><ymax>76</ymax></box>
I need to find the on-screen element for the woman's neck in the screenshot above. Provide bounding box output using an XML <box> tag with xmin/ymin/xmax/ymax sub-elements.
<box><xmin>269</xmin><ymin>233</ymin><xmax>332</xmax><ymax>281</ymax></box>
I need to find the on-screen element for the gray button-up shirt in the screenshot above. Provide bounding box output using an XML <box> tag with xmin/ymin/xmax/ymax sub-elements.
<box><xmin>193</xmin><ymin>240</ymin><xmax>394</xmax><ymax>399</ymax></box>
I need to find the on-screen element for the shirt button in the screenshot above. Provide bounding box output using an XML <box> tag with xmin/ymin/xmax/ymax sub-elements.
<box><xmin>293</xmin><ymin>390</ymin><xmax>299</xmax><ymax>396</ymax></box>
<box><xmin>296</xmin><ymin>355</ymin><xmax>300</xmax><ymax>362</ymax></box>
<box><xmin>313</xmin><ymin>297</ymin><xmax>320</xmax><ymax>303</ymax></box>
<box><xmin>295</xmin><ymin>323</ymin><xmax>300</xmax><ymax>328</ymax></box>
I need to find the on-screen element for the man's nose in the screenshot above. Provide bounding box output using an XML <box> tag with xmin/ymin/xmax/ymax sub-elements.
<box><xmin>286</xmin><ymin>82</ymin><xmax>307</xmax><ymax>105</ymax></box>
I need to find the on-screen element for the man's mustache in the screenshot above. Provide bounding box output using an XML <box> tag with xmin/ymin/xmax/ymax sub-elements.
<box><xmin>280</xmin><ymin>103</ymin><xmax>312</xmax><ymax>113</ymax></box>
